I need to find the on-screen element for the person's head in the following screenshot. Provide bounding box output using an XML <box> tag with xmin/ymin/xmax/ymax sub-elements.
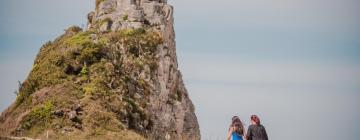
<box><xmin>250</xmin><ymin>115</ymin><xmax>261</xmax><ymax>125</ymax></box>
<box><xmin>231</xmin><ymin>116</ymin><xmax>240</xmax><ymax>125</ymax></box>
<box><xmin>231</xmin><ymin>116</ymin><xmax>244</xmax><ymax>135</ymax></box>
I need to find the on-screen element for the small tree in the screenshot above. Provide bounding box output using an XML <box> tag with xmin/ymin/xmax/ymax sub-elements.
<box><xmin>14</xmin><ymin>80</ymin><xmax>22</xmax><ymax>96</ymax></box>
<box><xmin>80</xmin><ymin>64</ymin><xmax>88</xmax><ymax>75</ymax></box>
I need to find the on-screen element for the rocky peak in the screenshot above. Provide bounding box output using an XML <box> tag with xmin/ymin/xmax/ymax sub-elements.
<box><xmin>0</xmin><ymin>0</ymin><xmax>200</xmax><ymax>140</ymax></box>
<box><xmin>89</xmin><ymin>0</ymin><xmax>173</xmax><ymax>32</ymax></box>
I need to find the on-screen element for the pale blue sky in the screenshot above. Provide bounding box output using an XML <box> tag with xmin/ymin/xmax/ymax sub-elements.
<box><xmin>1</xmin><ymin>0</ymin><xmax>360</xmax><ymax>139</ymax></box>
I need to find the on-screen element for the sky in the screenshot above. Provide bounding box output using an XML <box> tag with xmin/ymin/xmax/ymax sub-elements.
<box><xmin>1</xmin><ymin>0</ymin><xmax>360</xmax><ymax>140</ymax></box>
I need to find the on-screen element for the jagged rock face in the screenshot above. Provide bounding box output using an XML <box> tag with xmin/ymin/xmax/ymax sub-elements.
<box><xmin>90</xmin><ymin>0</ymin><xmax>172</xmax><ymax>32</ymax></box>
<box><xmin>91</xmin><ymin>0</ymin><xmax>200</xmax><ymax>139</ymax></box>
<box><xmin>0</xmin><ymin>0</ymin><xmax>200</xmax><ymax>140</ymax></box>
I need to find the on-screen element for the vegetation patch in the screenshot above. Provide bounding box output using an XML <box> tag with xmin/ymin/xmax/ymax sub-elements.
<box><xmin>15</xmin><ymin>27</ymin><xmax>108</xmax><ymax>106</ymax></box>
<box><xmin>93</xmin><ymin>17</ymin><xmax>113</xmax><ymax>30</ymax></box>
<box><xmin>21</xmin><ymin>101</ymin><xmax>54</xmax><ymax>130</ymax></box>
<box><xmin>13</xmin><ymin>26</ymin><xmax>164</xmax><ymax>138</ymax></box>
<box><xmin>66</xmin><ymin>26</ymin><xmax>83</xmax><ymax>34</ymax></box>
<box><xmin>63</xmin><ymin>31</ymin><xmax>93</xmax><ymax>46</ymax></box>
<box><xmin>96</xmin><ymin>0</ymin><xmax>106</xmax><ymax>10</ymax></box>
<box><xmin>123</xmin><ymin>14</ymin><xmax>129</xmax><ymax>21</ymax></box>
<box><xmin>108</xmin><ymin>28</ymin><xmax>162</xmax><ymax>57</ymax></box>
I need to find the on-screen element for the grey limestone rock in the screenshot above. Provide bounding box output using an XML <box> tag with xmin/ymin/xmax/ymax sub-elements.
<box><xmin>89</xmin><ymin>0</ymin><xmax>201</xmax><ymax>140</ymax></box>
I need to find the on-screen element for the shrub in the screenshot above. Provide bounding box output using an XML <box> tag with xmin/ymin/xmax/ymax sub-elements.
<box><xmin>176</xmin><ymin>89</ymin><xmax>183</xmax><ymax>102</ymax></box>
<box><xmin>92</xmin><ymin>17</ymin><xmax>113</xmax><ymax>30</ymax></box>
<box><xmin>64</xmin><ymin>31</ymin><xmax>92</xmax><ymax>46</ymax></box>
<box><xmin>123</xmin><ymin>15</ymin><xmax>129</xmax><ymax>21</ymax></box>
<box><xmin>108</xmin><ymin>28</ymin><xmax>161</xmax><ymax>50</ymax></box>
<box><xmin>21</xmin><ymin>101</ymin><xmax>54</xmax><ymax>129</ymax></box>
<box><xmin>78</xmin><ymin>42</ymin><xmax>104</xmax><ymax>64</ymax></box>
<box><xmin>63</xmin><ymin>31</ymin><xmax>105</xmax><ymax>64</ymax></box>
<box><xmin>123</xmin><ymin>28</ymin><xmax>136</xmax><ymax>36</ymax></box>
<box><xmin>96</xmin><ymin>0</ymin><xmax>106</xmax><ymax>9</ymax></box>
<box><xmin>66</xmin><ymin>26</ymin><xmax>83</xmax><ymax>34</ymax></box>
<box><xmin>83</xmin><ymin>83</ymin><xmax>96</xmax><ymax>95</ymax></box>
<box><xmin>80</xmin><ymin>64</ymin><xmax>88</xmax><ymax>75</ymax></box>
<box><xmin>53</xmin><ymin>55</ymin><xmax>65</xmax><ymax>66</ymax></box>
<box><xmin>82</xmin><ymin>81</ymin><xmax>108</xmax><ymax>96</ymax></box>
<box><xmin>15</xmin><ymin>79</ymin><xmax>39</xmax><ymax>105</ymax></box>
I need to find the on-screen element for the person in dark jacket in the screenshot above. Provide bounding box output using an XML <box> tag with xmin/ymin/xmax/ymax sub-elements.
<box><xmin>246</xmin><ymin>115</ymin><xmax>268</xmax><ymax>140</ymax></box>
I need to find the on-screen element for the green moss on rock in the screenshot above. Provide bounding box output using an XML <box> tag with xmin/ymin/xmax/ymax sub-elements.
<box><xmin>11</xmin><ymin>25</ymin><xmax>164</xmax><ymax>139</ymax></box>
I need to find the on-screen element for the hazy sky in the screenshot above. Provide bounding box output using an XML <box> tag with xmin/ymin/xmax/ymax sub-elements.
<box><xmin>1</xmin><ymin>0</ymin><xmax>360</xmax><ymax>140</ymax></box>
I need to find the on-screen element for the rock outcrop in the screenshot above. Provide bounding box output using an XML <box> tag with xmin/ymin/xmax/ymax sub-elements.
<box><xmin>0</xmin><ymin>0</ymin><xmax>200</xmax><ymax>139</ymax></box>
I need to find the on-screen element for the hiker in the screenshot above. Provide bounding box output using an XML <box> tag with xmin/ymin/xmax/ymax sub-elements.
<box><xmin>246</xmin><ymin>115</ymin><xmax>268</xmax><ymax>140</ymax></box>
<box><xmin>227</xmin><ymin>116</ymin><xmax>246</xmax><ymax>140</ymax></box>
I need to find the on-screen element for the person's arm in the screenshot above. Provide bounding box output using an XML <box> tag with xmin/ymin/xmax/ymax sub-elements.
<box><xmin>246</xmin><ymin>126</ymin><xmax>252</xmax><ymax>140</ymax></box>
<box><xmin>227</xmin><ymin>126</ymin><xmax>233</xmax><ymax>140</ymax></box>
<box><xmin>263</xmin><ymin>126</ymin><xmax>268</xmax><ymax>140</ymax></box>
<box><xmin>243</xmin><ymin>129</ymin><xmax>247</xmax><ymax>140</ymax></box>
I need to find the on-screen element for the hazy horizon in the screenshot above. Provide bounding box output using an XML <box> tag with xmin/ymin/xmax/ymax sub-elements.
<box><xmin>1</xmin><ymin>0</ymin><xmax>360</xmax><ymax>139</ymax></box>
